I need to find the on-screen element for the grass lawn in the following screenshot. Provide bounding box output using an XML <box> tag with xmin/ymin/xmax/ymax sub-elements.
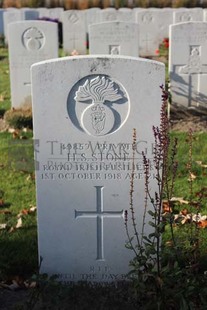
<box><xmin>0</xmin><ymin>42</ymin><xmax>207</xmax><ymax>308</ymax></box>
<box><xmin>0</xmin><ymin>47</ymin><xmax>10</xmax><ymax>114</ymax></box>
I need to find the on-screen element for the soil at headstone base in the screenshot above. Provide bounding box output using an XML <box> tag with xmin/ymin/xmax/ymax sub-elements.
<box><xmin>169</xmin><ymin>105</ymin><xmax>207</xmax><ymax>132</ymax></box>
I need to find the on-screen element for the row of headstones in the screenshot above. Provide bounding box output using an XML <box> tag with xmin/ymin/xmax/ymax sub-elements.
<box><xmin>8</xmin><ymin>19</ymin><xmax>207</xmax><ymax>111</ymax></box>
<box><xmin>2</xmin><ymin>7</ymin><xmax>207</xmax><ymax>54</ymax></box>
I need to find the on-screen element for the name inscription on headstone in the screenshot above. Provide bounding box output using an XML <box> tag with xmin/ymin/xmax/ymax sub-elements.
<box><xmin>41</xmin><ymin>140</ymin><xmax>156</xmax><ymax>181</ymax></box>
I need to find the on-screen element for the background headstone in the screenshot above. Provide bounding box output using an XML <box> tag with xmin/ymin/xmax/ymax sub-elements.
<box><xmin>3</xmin><ymin>9</ymin><xmax>23</xmax><ymax>44</ymax></box>
<box><xmin>157</xmin><ymin>8</ymin><xmax>174</xmax><ymax>40</ymax></box>
<box><xmin>85</xmin><ymin>8</ymin><xmax>101</xmax><ymax>33</ymax></box>
<box><xmin>8</xmin><ymin>20</ymin><xmax>58</xmax><ymax>108</ymax></box>
<box><xmin>89</xmin><ymin>21</ymin><xmax>139</xmax><ymax>57</ymax></box>
<box><xmin>62</xmin><ymin>10</ymin><xmax>87</xmax><ymax>55</ymax></box>
<box><xmin>31</xmin><ymin>55</ymin><xmax>165</xmax><ymax>282</ymax></box>
<box><xmin>21</xmin><ymin>8</ymin><xmax>40</xmax><ymax>20</ymax></box>
<box><xmin>117</xmin><ymin>8</ymin><xmax>135</xmax><ymax>22</ymax></box>
<box><xmin>136</xmin><ymin>9</ymin><xmax>160</xmax><ymax>56</ymax></box>
<box><xmin>169</xmin><ymin>22</ymin><xmax>207</xmax><ymax>110</ymax></box>
<box><xmin>173</xmin><ymin>8</ymin><xmax>203</xmax><ymax>24</ymax></box>
<box><xmin>100</xmin><ymin>8</ymin><xmax>118</xmax><ymax>22</ymax></box>
<box><xmin>0</xmin><ymin>9</ymin><xmax>4</xmax><ymax>36</ymax></box>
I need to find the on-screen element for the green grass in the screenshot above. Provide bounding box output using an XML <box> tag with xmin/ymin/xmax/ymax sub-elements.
<box><xmin>0</xmin><ymin>44</ymin><xmax>207</xmax><ymax>309</ymax></box>
<box><xmin>0</xmin><ymin>47</ymin><xmax>10</xmax><ymax>114</ymax></box>
<box><xmin>171</xmin><ymin>132</ymin><xmax>207</xmax><ymax>205</ymax></box>
<box><xmin>0</xmin><ymin>131</ymin><xmax>37</xmax><ymax>279</ymax></box>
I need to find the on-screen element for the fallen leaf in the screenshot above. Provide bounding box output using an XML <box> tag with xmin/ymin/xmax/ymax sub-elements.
<box><xmin>24</xmin><ymin>281</ymin><xmax>37</xmax><ymax>288</ymax></box>
<box><xmin>195</xmin><ymin>161</ymin><xmax>207</xmax><ymax>168</ymax></box>
<box><xmin>0</xmin><ymin>210</ymin><xmax>11</xmax><ymax>214</ymax></box>
<box><xmin>20</xmin><ymin>135</ymin><xmax>28</xmax><ymax>140</ymax></box>
<box><xmin>0</xmin><ymin>281</ymin><xmax>21</xmax><ymax>291</ymax></box>
<box><xmin>16</xmin><ymin>217</ymin><xmax>22</xmax><ymax>229</ymax></box>
<box><xmin>170</xmin><ymin>197</ymin><xmax>189</xmax><ymax>204</ymax></box>
<box><xmin>21</xmin><ymin>209</ymin><xmax>29</xmax><ymax>215</ymax></box>
<box><xmin>0</xmin><ymin>94</ymin><xmax>4</xmax><ymax>102</ymax></box>
<box><xmin>165</xmin><ymin>240</ymin><xmax>173</xmax><ymax>247</ymax></box>
<box><xmin>188</xmin><ymin>172</ymin><xmax>196</xmax><ymax>181</ymax></box>
<box><xmin>12</xmin><ymin>131</ymin><xmax>20</xmax><ymax>139</ymax></box>
<box><xmin>9</xmin><ymin>227</ymin><xmax>15</xmax><ymax>233</ymax></box>
<box><xmin>0</xmin><ymin>224</ymin><xmax>7</xmax><ymax>229</ymax></box>
<box><xmin>162</xmin><ymin>201</ymin><xmax>172</xmax><ymax>213</ymax></box>
<box><xmin>0</xmin><ymin>199</ymin><xmax>4</xmax><ymax>207</ymax></box>
<box><xmin>29</xmin><ymin>206</ymin><xmax>37</xmax><ymax>213</ymax></box>
<box><xmin>198</xmin><ymin>220</ymin><xmax>207</xmax><ymax>228</ymax></box>
<box><xmin>8</xmin><ymin>128</ymin><xmax>16</xmax><ymax>133</ymax></box>
<box><xmin>181</xmin><ymin>208</ymin><xmax>188</xmax><ymax>216</ymax></box>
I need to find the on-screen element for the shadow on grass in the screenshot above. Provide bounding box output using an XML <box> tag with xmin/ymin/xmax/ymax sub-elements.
<box><xmin>0</xmin><ymin>109</ymin><xmax>6</xmax><ymax>118</ymax></box>
<box><xmin>0</xmin><ymin>226</ymin><xmax>38</xmax><ymax>280</ymax></box>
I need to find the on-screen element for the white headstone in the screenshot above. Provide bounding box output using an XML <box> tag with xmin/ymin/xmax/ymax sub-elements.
<box><xmin>62</xmin><ymin>10</ymin><xmax>87</xmax><ymax>55</ymax></box>
<box><xmin>85</xmin><ymin>8</ymin><xmax>101</xmax><ymax>33</ymax></box>
<box><xmin>117</xmin><ymin>8</ymin><xmax>135</xmax><ymax>22</ymax></box>
<box><xmin>89</xmin><ymin>21</ymin><xmax>139</xmax><ymax>57</ymax></box>
<box><xmin>136</xmin><ymin>9</ymin><xmax>160</xmax><ymax>56</ymax></box>
<box><xmin>100</xmin><ymin>8</ymin><xmax>118</xmax><ymax>22</ymax></box>
<box><xmin>203</xmin><ymin>9</ymin><xmax>207</xmax><ymax>22</ymax></box>
<box><xmin>37</xmin><ymin>8</ymin><xmax>49</xmax><ymax>19</ymax></box>
<box><xmin>173</xmin><ymin>8</ymin><xmax>203</xmax><ymax>24</ymax></box>
<box><xmin>8</xmin><ymin>20</ymin><xmax>58</xmax><ymax>108</ymax></box>
<box><xmin>31</xmin><ymin>55</ymin><xmax>165</xmax><ymax>282</ymax></box>
<box><xmin>157</xmin><ymin>8</ymin><xmax>174</xmax><ymax>40</ymax></box>
<box><xmin>169</xmin><ymin>22</ymin><xmax>207</xmax><ymax>110</ymax></box>
<box><xmin>3</xmin><ymin>10</ymin><xmax>23</xmax><ymax>44</ymax></box>
<box><xmin>48</xmin><ymin>8</ymin><xmax>64</xmax><ymax>21</ymax></box>
<box><xmin>0</xmin><ymin>9</ymin><xmax>4</xmax><ymax>36</ymax></box>
<box><xmin>21</xmin><ymin>8</ymin><xmax>39</xmax><ymax>20</ymax></box>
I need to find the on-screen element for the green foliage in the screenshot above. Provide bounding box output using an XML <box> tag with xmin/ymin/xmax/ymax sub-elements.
<box><xmin>0</xmin><ymin>47</ymin><xmax>10</xmax><ymax>114</ymax></box>
<box><xmin>0</xmin><ymin>132</ymin><xmax>37</xmax><ymax>280</ymax></box>
<box><xmin>125</xmin><ymin>88</ymin><xmax>207</xmax><ymax>308</ymax></box>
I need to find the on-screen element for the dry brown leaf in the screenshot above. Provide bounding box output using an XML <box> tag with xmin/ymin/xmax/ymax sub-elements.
<box><xmin>8</xmin><ymin>128</ymin><xmax>16</xmax><ymax>133</ymax></box>
<box><xmin>170</xmin><ymin>197</ymin><xmax>189</xmax><ymax>204</ymax></box>
<box><xmin>29</xmin><ymin>206</ymin><xmax>37</xmax><ymax>213</ymax></box>
<box><xmin>162</xmin><ymin>201</ymin><xmax>172</xmax><ymax>213</ymax></box>
<box><xmin>21</xmin><ymin>209</ymin><xmax>29</xmax><ymax>215</ymax></box>
<box><xmin>16</xmin><ymin>217</ymin><xmax>22</xmax><ymax>229</ymax></box>
<box><xmin>198</xmin><ymin>220</ymin><xmax>207</xmax><ymax>228</ymax></box>
<box><xmin>0</xmin><ymin>210</ymin><xmax>11</xmax><ymax>215</ymax></box>
<box><xmin>0</xmin><ymin>224</ymin><xmax>7</xmax><ymax>230</ymax></box>
<box><xmin>181</xmin><ymin>208</ymin><xmax>189</xmax><ymax>216</ymax></box>
<box><xmin>9</xmin><ymin>227</ymin><xmax>15</xmax><ymax>233</ymax></box>
<box><xmin>20</xmin><ymin>135</ymin><xmax>28</xmax><ymax>140</ymax></box>
<box><xmin>188</xmin><ymin>172</ymin><xmax>196</xmax><ymax>181</ymax></box>
<box><xmin>0</xmin><ymin>94</ymin><xmax>4</xmax><ymax>102</ymax></box>
<box><xmin>0</xmin><ymin>199</ymin><xmax>5</xmax><ymax>207</ymax></box>
<box><xmin>165</xmin><ymin>240</ymin><xmax>173</xmax><ymax>247</ymax></box>
<box><xmin>195</xmin><ymin>161</ymin><xmax>207</xmax><ymax>168</ymax></box>
<box><xmin>0</xmin><ymin>279</ymin><xmax>22</xmax><ymax>291</ymax></box>
<box><xmin>24</xmin><ymin>281</ymin><xmax>37</xmax><ymax>288</ymax></box>
<box><xmin>12</xmin><ymin>131</ymin><xmax>20</xmax><ymax>139</ymax></box>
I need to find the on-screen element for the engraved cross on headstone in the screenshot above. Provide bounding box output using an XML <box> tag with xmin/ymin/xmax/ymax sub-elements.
<box><xmin>142</xmin><ymin>33</ymin><xmax>153</xmax><ymax>52</ymax></box>
<box><xmin>175</xmin><ymin>45</ymin><xmax>207</xmax><ymax>108</ymax></box>
<box><xmin>75</xmin><ymin>186</ymin><xmax>124</xmax><ymax>261</ymax></box>
<box><xmin>71</xmin><ymin>33</ymin><xmax>80</xmax><ymax>51</ymax></box>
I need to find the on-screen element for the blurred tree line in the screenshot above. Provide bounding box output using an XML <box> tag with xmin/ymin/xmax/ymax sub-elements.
<box><xmin>1</xmin><ymin>0</ymin><xmax>207</xmax><ymax>9</ymax></box>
